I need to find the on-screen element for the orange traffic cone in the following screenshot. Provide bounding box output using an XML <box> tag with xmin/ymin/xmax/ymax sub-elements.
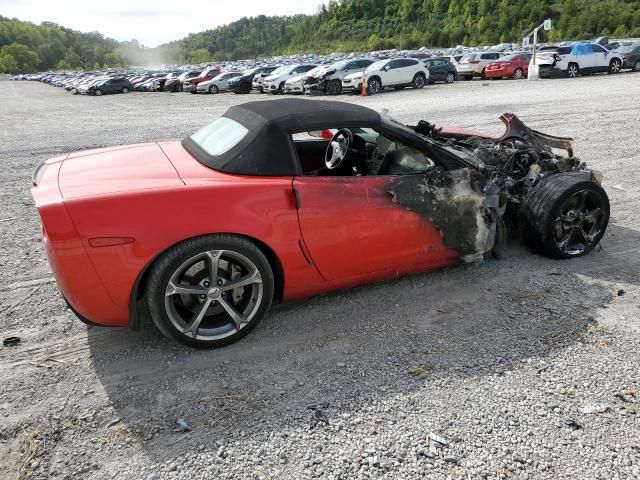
<box><xmin>361</xmin><ymin>68</ymin><xmax>367</xmax><ymax>96</ymax></box>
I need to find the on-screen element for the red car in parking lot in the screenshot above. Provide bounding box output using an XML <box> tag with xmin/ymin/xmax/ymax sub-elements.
<box><xmin>484</xmin><ymin>53</ymin><xmax>532</xmax><ymax>80</ymax></box>
<box><xmin>183</xmin><ymin>67</ymin><xmax>221</xmax><ymax>89</ymax></box>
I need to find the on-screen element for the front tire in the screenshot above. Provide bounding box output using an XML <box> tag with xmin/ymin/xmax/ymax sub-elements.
<box><xmin>523</xmin><ymin>173</ymin><xmax>609</xmax><ymax>259</ymax></box>
<box><xmin>567</xmin><ymin>63</ymin><xmax>579</xmax><ymax>78</ymax></box>
<box><xmin>445</xmin><ymin>72</ymin><xmax>455</xmax><ymax>83</ymax></box>
<box><xmin>272</xmin><ymin>82</ymin><xmax>285</xmax><ymax>95</ymax></box>
<box><xmin>209</xmin><ymin>85</ymin><xmax>218</xmax><ymax>94</ymax></box>
<box><xmin>367</xmin><ymin>77</ymin><xmax>382</xmax><ymax>95</ymax></box>
<box><xmin>633</xmin><ymin>61</ymin><xmax>640</xmax><ymax>72</ymax></box>
<box><xmin>94</xmin><ymin>89</ymin><xmax>102</xmax><ymax>96</ymax></box>
<box><xmin>512</xmin><ymin>68</ymin><xmax>523</xmax><ymax>80</ymax></box>
<box><xmin>122</xmin><ymin>87</ymin><xmax>129</xmax><ymax>93</ymax></box>
<box><xmin>326</xmin><ymin>79</ymin><xmax>342</xmax><ymax>95</ymax></box>
<box><xmin>146</xmin><ymin>235</ymin><xmax>274</xmax><ymax>348</ymax></box>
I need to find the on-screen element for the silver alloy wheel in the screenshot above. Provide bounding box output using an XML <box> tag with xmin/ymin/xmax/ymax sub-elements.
<box><xmin>164</xmin><ymin>249</ymin><xmax>263</xmax><ymax>341</ymax></box>
<box><xmin>95</xmin><ymin>89</ymin><xmax>102</xmax><ymax>96</ymax></box>
<box><xmin>634</xmin><ymin>61</ymin><xmax>640</xmax><ymax>72</ymax></box>
<box><xmin>122</xmin><ymin>87</ymin><xmax>129</xmax><ymax>93</ymax></box>
<box><xmin>567</xmin><ymin>64</ymin><xmax>578</xmax><ymax>78</ymax></box>
<box><xmin>513</xmin><ymin>68</ymin><xmax>523</xmax><ymax>79</ymax></box>
<box><xmin>552</xmin><ymin>189</ymin><xmax>606</xmax><ymax>256</ymax></box>
<box><xmin>446</xmin><ymin>73</ymin><xmax>455</xmax><ymax>83</ymax></box>
<box><xmin>413</xmin><ymin>74</ymin><xmax>425</xmax><ymax>88</ymax></box>
<box><xmin>368</xmin><ymin>78</ymin><xmax>381</xmax><ymax>94</ymax></box>
<box><xmin>209</xmin><ymin>85</ymin><xmax>218</xmax><ymax>94</ymax></box>
<box><xmin>610</xmin><ymin>59</ymin><xmax>621</xmax><ymax>73</ymax></box>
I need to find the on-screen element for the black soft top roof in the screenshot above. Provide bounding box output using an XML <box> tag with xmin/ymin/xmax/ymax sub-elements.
<box><xmin>182</xmin><ymin>99</ymin><xmax>381</xmax><ymax>176</ymax></box>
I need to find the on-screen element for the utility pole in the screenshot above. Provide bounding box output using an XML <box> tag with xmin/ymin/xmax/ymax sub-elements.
<box><xmin>526</xmin><ymin>18</ymin><xmax>552</xmax><ymax>80</ymax></box>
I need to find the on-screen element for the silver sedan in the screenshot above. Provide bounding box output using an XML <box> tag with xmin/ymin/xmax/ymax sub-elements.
<box><xmin>194</xmin><ymin>72</ymin><xmax>242</xmax><ymax>94</ymax></box>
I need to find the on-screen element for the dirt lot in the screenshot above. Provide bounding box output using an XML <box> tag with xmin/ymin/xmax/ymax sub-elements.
<box><xmin>1</xmin><ymin>75</ymin><xmax>639</xmax><ymax>480</ymax></box>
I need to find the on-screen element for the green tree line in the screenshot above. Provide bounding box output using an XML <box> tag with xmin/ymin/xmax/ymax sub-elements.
<box><xmin>2</xmin><ymin>0</ymin><xmax>639</xmax><ymax>73</ymax></box>
<box><xmin>0</xmin><ymin>15</ymin><xmax>128</xmax><ymax>73</ymax></box>
<box><xmin>158</xmin><ymin>0</ymin><xmax>639</xmax><ymax>62</ymax></box>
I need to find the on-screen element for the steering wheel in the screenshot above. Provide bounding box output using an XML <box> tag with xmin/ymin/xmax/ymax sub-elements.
<box><xmin>325</xmin><ymin>129</ymin><xmax>353</xmax><ymax>170</ymax></box>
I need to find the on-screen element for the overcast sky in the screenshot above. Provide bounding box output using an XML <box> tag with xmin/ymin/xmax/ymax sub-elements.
<box><xmin>0</xmin><ymin>0</ymin><xmax>324</xmax><ymax>47</ymax></box>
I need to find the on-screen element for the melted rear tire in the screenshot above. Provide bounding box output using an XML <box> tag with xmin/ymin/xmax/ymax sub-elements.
<box><xmin>523</xmin><ymin>172</ymin><xmax>609</xmax><ymax>259</ymax></box>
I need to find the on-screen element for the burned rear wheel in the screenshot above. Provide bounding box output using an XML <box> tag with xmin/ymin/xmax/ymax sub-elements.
<box><xmin>147</xmin><ymin>235</ymin><xmax>274</xmax><ymax>348</ymax></box>
<box><xmin>524</xmin><ymin>172</ymin><xmax>609</xmax><ymax>259</ymax></box>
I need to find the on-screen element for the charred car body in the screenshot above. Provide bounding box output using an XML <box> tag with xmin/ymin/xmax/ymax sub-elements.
<box><xmin>304</xmin><ymin>59</ymin><xmax>375</xmax><ymax>95</ymax></box>
<box><xmin>31</xmin><ymin>99</ymin><xmax>609</xmax><ymax>348</ymax></box>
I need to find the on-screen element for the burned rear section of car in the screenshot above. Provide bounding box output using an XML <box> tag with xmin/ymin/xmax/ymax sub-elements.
<box><xmin>386</xmin><ymin>112</ymin><xmax>607</xmax><ymax>261</ymax></box>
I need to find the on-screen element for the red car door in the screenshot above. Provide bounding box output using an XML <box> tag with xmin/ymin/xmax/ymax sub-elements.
<box><xmin>518</xmin><ymin>54</ymin><xmax>531</xmax><ymax>75</ymax></box>
<box><xmin>293</xmin><ymin>175</ymin><xmax>455</xmax><ymax>281</ymax></box>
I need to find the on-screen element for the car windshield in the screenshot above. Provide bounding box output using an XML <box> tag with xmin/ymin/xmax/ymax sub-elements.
<box><xmin>303</xmin><ymin>66</ymin><xmax>324</xmax><ymax>76</ymax></box>
<box><xmin>270</xmin><ymin>66</ymin><xmax>290</xmax><ymax>75</ymax></box>
<box><xmin>366</xmin><ymin>60</ymin><xmax>388</xmax><ymax>72</ymax></box>
<box><xmin>189</xmin><ymin>117</ymin><xmax>248</xmax><ymax>156</ymax></box>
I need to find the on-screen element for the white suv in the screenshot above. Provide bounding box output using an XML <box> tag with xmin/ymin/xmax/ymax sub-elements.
<box><xmin>457</xmin><ymin>52</ymin><xmax>502</xmax><ymax>80</ymax></box>
<box><xmin>342</xmin><ymin>58</ymin><xmax>429</xmax><ymax>95</ymax></box>
<box><xmin>535</xmin><ymin>43</ymin><xmax>624</xmax><ymax>78</ymax></box>
<box><xmin>263</xmin><ymin>64</ymin><xmax>317</xmax><ymax>94</ymax></box>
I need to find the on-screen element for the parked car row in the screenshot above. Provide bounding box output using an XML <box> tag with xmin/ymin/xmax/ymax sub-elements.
<box><xmin>12</xmin><ymin>40</ymin><xmax>639</xmax><ymax>98</ymax></box>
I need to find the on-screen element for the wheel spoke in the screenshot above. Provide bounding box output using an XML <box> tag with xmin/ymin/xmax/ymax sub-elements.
<box><xmin>557</xmin><ymin>227</ymin><xmax>575</xmax><ymax>252</ymax></box>
<box><xmin>582</xmin><ymin>207</ymin><xmax>601</xmax><ymax>222</ymax></box>
<box><xmin>218</xmin><ymin>297</ymin><xmax>246</xmax><ymax>329</ymax></box>
<box><xmin>575</xmin><ymin>191</ymin><xmax>587</xmax><ymax>211</ymax></box>
<box><xmin>204</xmin><ymin>250</ymin><xmax>222</xmax><ymax>285</ymax></box>
<box><xmin>166</xmin><ymin>282</ymin><xmax>207</xmax><ymax>297</ymax></box>
<box><xmin>576</xmin><ymin>226</ymin><xmax>592</xmax><ymax>247</ymax></box>
<box><xmin>220</xmin><ymin>270</ymin><xmax>262</xmax><ymax>291</ymax></box>
<box><xmin>182</xmin><ymin>299</ymin><xmax>212</xmax><ymax>337</ymax></box>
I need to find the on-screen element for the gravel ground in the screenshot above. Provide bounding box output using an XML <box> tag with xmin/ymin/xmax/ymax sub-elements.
<box><xmin>1</xmin><ymin>74</ymin><xmax>639</xmax><ymax>480</ymax></box>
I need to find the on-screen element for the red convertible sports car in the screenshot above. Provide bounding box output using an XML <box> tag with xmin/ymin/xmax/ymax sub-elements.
<box><xmin>31</xmin><ymin>99</ymin><xmax>609</xmax><ymax>347</ymax></box>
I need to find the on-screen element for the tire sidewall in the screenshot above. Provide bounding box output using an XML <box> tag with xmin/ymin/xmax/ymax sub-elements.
<box><xmin>147</xmin><ymin>235</ymin><xmax>275</xmax><ymax>348</ymax></box>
